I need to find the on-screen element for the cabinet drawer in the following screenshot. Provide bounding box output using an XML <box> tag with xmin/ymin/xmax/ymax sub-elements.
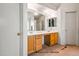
<box><xmin>35</xmin><ymin>34</ymin><xmax>42</xmax><ymax>39</ymax></box>
<box><xmin>36</xmin><ymin>39</ymin><xmax>42</xmax><ymax>45</ymax></box>
<box><xmin>28</xmin><ymin>35</ymin><xmax>35</xmax><ymax>40</ymax></box>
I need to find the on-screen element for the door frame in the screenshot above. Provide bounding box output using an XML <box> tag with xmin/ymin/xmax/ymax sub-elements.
<box><xmin>19</xmin><ymin>3</ymin><xmax>23</xmax><ymax>56</ymax></box>
<box><xmin>65</xmin><ymin>11</ymin><xmax>78</xmax><ymax>45</ymax></box>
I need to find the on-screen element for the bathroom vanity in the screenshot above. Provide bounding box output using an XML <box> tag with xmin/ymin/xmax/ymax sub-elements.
<box><xmin>27</xmin><ymin>9</ymin><xmax>58</xmax><ymax>55</ymax></box>
<box><xmin>27</xmin><ymin>31</ymin><xmax>58</xmax><ymax>55</ymax></box>
<box><xmin>44</xmin><ymin>32</ymin><xmax>58</xmax><ymax>46</ymax></box>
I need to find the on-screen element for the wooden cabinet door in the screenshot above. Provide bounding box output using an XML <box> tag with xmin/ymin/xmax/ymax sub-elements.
<box><xmin>50</xmin><ymin>32</ymin><xmax>58</xmax><ymax>45</ymax></box>
<box><xmin>54</xmin><ymin>33</ymin><xmax>58</xmax><ymax>44</ymax></box>
<box><xmin>44</xmin><ymin>34</ymin><xmax>50</xmax><ymax>46</ymax></box>
<box><xmin>44</xmin><ymin>33</ymin><xmax>58</xmax><ymax>46</ymax></box>
<box><xmin>28</xmin><ymin>36</ymin><xmax>35</xmax><ymax>54</ymax></box>
<box><xmin>35</xmin><ymin>35</ymin><xmax>42</xmax><ymax>51</ymax></box>
<box><xmin>50</xmin><ymin>33</ymin><xmax>55</xmax><ymax>45</ymax></box>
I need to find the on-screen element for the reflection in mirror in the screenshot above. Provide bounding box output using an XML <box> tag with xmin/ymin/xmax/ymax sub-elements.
<box><xmin>34</xmin><ymin>13</ymin><xmax>45</xmax><ymax>31</ymax></box>
<box><xmin>27</xmin><ymin>10</ymin><xmax>45</xmax><ymax>31</ymax></box>
<box><xmin>27</xmin><ymin>11</ymin><xmax>35</xmax><ymax>31</ymax></box>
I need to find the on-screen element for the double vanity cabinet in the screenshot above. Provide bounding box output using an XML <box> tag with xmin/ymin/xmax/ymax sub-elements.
<box><xmin>28</xmin><ymin>32</ymin><xmax>58</xmax><ymax>55</ymax></box>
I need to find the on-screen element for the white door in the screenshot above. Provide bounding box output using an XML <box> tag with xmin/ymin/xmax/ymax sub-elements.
<box><xmin>0</xmin><ymin>4</ymin><xmax>21</xmax><ymax>56</ymax></box>
<box><xmin>65</xmin><ymin>12</ymin><xmax>76</xmax><ymax>45</ymax></box>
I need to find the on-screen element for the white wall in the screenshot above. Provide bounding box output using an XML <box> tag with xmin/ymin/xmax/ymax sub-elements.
<box><xmin>57</xmin><ymin>3</ymin><xmax>79</xmax><ymax>45</ymax></box>
<box><xmin>27</xmin><ymin>3</ymin><xmax>58</xmax><ymax>31</ymax></box>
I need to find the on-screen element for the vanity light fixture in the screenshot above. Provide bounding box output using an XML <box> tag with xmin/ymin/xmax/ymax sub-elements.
<box><xmin>34</xmin><ymin>12</ymin><xmax>39</xmax><ymax>16</ymax></box>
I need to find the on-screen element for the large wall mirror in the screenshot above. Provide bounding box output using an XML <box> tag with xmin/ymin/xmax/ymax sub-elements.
<box><xmin>34</xmin><ymin>12</ymin><xmax>45</xmax><ymax>31</ymax></box>
<box><xmin>27</xmin><ymin>10</ymin><xmax>45</xmax><ymax>31</ymax></box>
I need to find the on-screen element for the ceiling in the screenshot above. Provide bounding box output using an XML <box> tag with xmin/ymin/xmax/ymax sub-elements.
<box><xmin>39</xmin><ymin>3</ymin><xmax>61</xmax><ymax>10</ymax></box>
<box><xmin>27</xmin><ymin>3</ymin><xmax>60</xmax><ymax>17</ymax></box>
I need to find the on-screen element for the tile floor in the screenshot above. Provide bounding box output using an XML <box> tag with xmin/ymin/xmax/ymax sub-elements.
<box><xmin>30</xmin><ymin>45</ymin><xmax>79</xmax><ymax>56</ymax></box>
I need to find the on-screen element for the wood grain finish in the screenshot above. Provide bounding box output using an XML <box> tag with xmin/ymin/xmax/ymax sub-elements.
<box><xmin>28</xmin><ymin>33</ymin><xmax>58</xmax><ymax>55</ymax></box>
<box><xmin>28</xmin><ymin>34</ymin><xmax>42</xmax><ymax>55</ymax></box>
<box><xmin>35</xmin><ymin>34</ymin><xmax>42</xmax><ymax>51</ymax></box>
<box><xmin>54</xmin><ymin>33</ymin><xmax>58</xmax><ymax>44</ymax></box>
<box><xmin>50</xmin><ymin>33</ymin><xmax>55</xmax><ymax>45</ymax></box>
<box><xmin>28</xmin><ymin>35</ymin><xmax>35</xmax><ymax>54</ymax></box>
<box><xmin>44</xmin><ymin>34</ymin><xmax>50</xmax><ymax>46</ymax></box>
<box><xmin>44</xmin><ymin>32</ymin><xmax>58</xmax><ymax>46</ymax></box>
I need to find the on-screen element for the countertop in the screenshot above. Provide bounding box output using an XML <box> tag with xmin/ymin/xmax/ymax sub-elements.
<box><xmin>27</xmin><ymin>30</ymin><xmax>58</xmax><ymax>36</ymax></box>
